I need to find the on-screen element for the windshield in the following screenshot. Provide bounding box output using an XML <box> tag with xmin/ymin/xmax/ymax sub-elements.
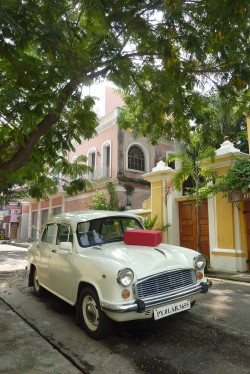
<box><xmin>76</xmin><ymin>216</ymin><xmax>143</xmax><ymax>247</ymax></box>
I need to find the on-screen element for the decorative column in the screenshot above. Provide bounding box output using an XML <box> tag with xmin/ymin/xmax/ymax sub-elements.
<box><xmin>143</xmin><ymin>158</ymin><xmax>181</xmax><ymax>244</ymax></box>
<box><xmin>203</xmin><ymin>138</ymin><xmax>248</xmax><ymax>272</ymax></box>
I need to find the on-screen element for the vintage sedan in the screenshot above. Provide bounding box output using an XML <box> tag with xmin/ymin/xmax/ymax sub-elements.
<box><xmin>28</xmin><ymin>211</ymin><xmax>212</xmax><ymax>339</ymax></box>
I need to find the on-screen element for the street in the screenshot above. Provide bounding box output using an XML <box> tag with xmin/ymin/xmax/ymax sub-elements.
<box><xmin>0</xmin><ymin>244</ymin><xmax>249</xmax><ymax>374</ymax></box>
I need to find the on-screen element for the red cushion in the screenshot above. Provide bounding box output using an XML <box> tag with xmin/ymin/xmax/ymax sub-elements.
<box><xmin>124</xmin><ymin>229</ymin><xmax>162</xmax><ymax>246</ymax></box>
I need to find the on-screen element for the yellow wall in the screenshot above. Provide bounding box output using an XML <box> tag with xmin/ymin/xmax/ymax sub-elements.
<box><xmin>240</xmin><ymin>202</ymin><xmax>247</xmax><ymax>252</ymax></box>
<box><xmin>216</xmin><ymin>193</ymin><xmax>235</xmax><ymax>248</ymax></box>
<box><xmin>151</xmin><ymin>180</ymin><xmax>163</xmax><ymax>226</ymax></box>
<box><xmin>210</xmin><ymin>151</ymin><xmax>249</xmax><ymax>259</ymax></box>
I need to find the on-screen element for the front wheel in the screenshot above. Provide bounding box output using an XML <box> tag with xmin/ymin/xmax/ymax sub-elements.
<box><xmin>33</xmin><ymin>268</ymin><xmax>44</xmax><ymax>297</ymax></box>
<box><xmin>77</xmin><ymin>287</ymin><xmax>112</xmax><ymax>340</ymax></box>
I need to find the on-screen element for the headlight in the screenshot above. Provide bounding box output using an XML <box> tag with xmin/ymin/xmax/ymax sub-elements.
<box><xmin>117</xmin><ymin>268</ymin><xmax>134</xmax><ymax>286</ymax></box>
<box><xmin>193</xmin><ymin>254</ymin><xmax>206</xmax><ymax>270</ymax></box>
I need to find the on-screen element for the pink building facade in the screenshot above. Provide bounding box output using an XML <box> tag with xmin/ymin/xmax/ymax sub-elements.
<box><xmin>17</xmin><ymin>87</ymin><xmax>174</xmax><ymax>240</ymax></box>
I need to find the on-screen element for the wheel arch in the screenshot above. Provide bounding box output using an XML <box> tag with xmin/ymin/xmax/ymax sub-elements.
<box><xmin>75</xmin><ymin>281</ymin><xmax>113</xmax><ymax>338</ymax></box>
<box><xmin>75</xmin><ymin>281</ymin><xmax>100</xmax><ymax>326</ymax></box>
<box><xmin>76</xmin><ymin>281</ymin><xmax>98</xmax><ymax>302</ymax></box>
<box><xmin>28</xmin><ymin>263</ymin><xmax>36</xmax><ymax>287</ymax></box>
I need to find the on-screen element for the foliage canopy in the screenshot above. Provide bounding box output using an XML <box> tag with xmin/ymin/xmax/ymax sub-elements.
<box><xmin>143</xmin><ymin>214</ymin><xmax>170</xmax><ymax>232</ymax></box>
<box><xmin>167</xmin><ymin>132</ymin><xmax>215</xmax><ymax>193</ymax></box>
<box><xmin>0</xmin><ymin>0</ymin><xmax>249</xmax><ymax>199</ymax></box>
<box><xmin>210</xmin><ymin>157</ymin><xmax>250</xmax><ymax>195</ymax></box>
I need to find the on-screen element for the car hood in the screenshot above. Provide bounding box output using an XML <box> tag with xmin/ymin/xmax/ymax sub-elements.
<box><xmin>79</xmin><ymin>242</ymin><xmax>195</xmax><ymax>279</ymax></box>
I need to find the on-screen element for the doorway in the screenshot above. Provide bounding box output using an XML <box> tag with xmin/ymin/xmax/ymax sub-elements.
<box><xmin>179</xmin><ymin>200</ymin><xmax>209</xmax><ymax>257</ymax></box>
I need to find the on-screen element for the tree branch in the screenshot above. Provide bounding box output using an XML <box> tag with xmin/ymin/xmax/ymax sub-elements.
<box><xmin>1</xmin><ymin>79</ymin><xmax>78</xmax><ymax>171</ymax></box>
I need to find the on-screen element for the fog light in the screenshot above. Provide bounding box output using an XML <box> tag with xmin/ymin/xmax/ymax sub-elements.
<box><xmin>198</xmin><ymin>272</ymin><xmax>204</xmax><ymax>280</ymax></box>
<box><xmin>121</xmin><ymin>289</ymin><xmax>130</xmax><ymax>299</ymax></box>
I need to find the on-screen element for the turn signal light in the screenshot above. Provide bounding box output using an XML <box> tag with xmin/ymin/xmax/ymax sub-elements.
<box><xmin>198</xmin><ymin>272</ymin><xmax>204</xmax><ymax>280</ymax></box>
<box><xmin>121</xmin><ymin>289</ymin><xmax>130</xmax><ymax>299</ymax></box>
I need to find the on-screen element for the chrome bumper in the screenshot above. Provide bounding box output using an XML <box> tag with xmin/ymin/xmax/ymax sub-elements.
<box><xmin>101</xmin><ymin>279</ymin><xmax>212</xmax><ymax>314</ymax></box>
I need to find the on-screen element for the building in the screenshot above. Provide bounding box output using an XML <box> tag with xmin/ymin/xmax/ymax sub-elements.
<box><xmin>17</xmin><ymin>86</ymin><xmax>174</xmax><ymax>241</ymax></box>
<box><xmin>0</xmin><ymin>202</ymin><xmax>21</xmax><ymax>240</ymax></box>
<box><xmin>143</xmin><ymin>137</ymin><xmax>250</xmax><ymax>272</ymax></box>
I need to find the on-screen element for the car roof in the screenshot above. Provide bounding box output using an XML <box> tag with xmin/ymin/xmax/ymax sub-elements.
<box><xmin>50</xmin><ymin>210</ymin><xmax>140</xmax><ymax>224</ymax></box>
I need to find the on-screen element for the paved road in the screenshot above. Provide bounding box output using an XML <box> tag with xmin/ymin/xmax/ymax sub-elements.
<box><xmin>0</xmin><ymin>244</ymin><xmax>250</xmax><ymax>374</ymax></box>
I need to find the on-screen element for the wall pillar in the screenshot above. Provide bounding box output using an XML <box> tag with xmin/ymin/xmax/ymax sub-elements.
<box><xmin>203</xmin><ymin>138</ymin><xmax>248</xmax><ymax>272</ymax></box>
<box><xmin>19</xmin><ymin>201</ymin><xmax>30</xmax><ymax>241</ymax></box>
<box><xmin>143</xmin><ymin>159</ymin><xmax>181</xmax><ymax>244</ymax></box>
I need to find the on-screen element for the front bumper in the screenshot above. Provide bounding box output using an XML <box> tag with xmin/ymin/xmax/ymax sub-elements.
<box><xmin>101</xmin><ymin>279</ymin><xmax>212</xmax><ymax>314</ymax></box>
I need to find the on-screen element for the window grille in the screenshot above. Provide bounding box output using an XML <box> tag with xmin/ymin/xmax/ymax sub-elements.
<box><xmin>128</xmin><ymin>145</ymin><xmax>145</xmax><ymax>171</ymax></box>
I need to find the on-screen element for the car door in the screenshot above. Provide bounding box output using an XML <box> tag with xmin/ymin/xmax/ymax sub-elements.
<box><xmin>37</xmin><ymin>223</ymin><xmax>57</xmax><ymax>287</ymax></box>
<box><xmin>48</xmin><ymin>223</ymin><xmax>74</xmax><ymax>302</ymax></box>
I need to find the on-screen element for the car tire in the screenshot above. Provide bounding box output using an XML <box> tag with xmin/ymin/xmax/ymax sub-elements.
<box><xmin>77</xmin><ymin>286</ymin><xmax>112</xmax><ymax>340</ymax></box>
<box><xmin>33</xmin><ymin>268</ymin><xmax>44</xmax><ymax>297</ymax></box>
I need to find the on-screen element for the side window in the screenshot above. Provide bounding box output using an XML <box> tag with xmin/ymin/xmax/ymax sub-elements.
<box><xmin>41</xmin><ymin>224</ymin><xmax>56</xmax><ymax>244</ymax></box>
<box><xmin>56</xmin><ymin>224</ymin><xmax>73</xmax><ymax>245</ymax></box>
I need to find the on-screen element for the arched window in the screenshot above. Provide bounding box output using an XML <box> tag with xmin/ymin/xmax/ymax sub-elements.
<box><xmin>87</xmin><ymin>148</ymin><xmax>96</xmax><ymax>180</ymax></box>
<box><xmin>102</xmin><ymin>141</ymin><xmax>111</xmax><ymax>178</ymax></box>
<box><xmin>128</xmin><ymin>145</ymin><xmax>145</xmax><ymax>172</ymax></box>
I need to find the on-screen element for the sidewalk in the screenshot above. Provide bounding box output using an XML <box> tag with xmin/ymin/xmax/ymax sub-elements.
<box><xmin>0</xmin><ymin>299</ymin><xmax>81</xmax><ymax>374</ymax></box>
<box><xmin>206</xmin><ymin>268</ymin><xmax>250</xmax><ymax>283</ymax></box>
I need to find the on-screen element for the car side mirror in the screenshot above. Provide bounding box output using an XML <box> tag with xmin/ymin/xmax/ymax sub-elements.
<box><xmin>59</xmin><ymin>242</ymin><xmax>72</xmax><ymax>251</ymax></box>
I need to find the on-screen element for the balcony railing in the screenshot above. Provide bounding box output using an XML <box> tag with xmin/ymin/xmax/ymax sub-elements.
<box><xmin>86</xmin><ymin>165</ymin><xmax>111</xmax><ymax>181</ymax></box>
<box><xmin>55</xmin><ymin>166</ymin><xmax>112</xmax><ymax>188</ymax></box>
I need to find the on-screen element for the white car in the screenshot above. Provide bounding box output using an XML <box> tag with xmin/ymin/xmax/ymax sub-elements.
<box><xmin>28</xmin><ymin>211</ymin><xmax>212</xmax><ymax>339</ymax></box>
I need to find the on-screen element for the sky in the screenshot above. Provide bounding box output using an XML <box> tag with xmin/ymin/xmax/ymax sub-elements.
<box><xmin>81</xmin><ymin>83</ymin><xmax>106</xmax><ymax>117</ymax></box>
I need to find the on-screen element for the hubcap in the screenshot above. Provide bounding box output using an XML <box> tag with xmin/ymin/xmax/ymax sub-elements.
<box><xmin>82</xmin><ymin>295</ymin><xmax>99</xmax><ymax>331</ymax></box>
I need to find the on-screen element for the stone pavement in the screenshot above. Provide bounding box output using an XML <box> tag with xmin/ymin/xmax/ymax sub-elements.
<box><xmin>0</xmin><ymin>299</ymin><xmax>81</xmax><ymax>374</ymax></box>
<box><xmin>0</xmin><ymin>242</ymin><xmax>249</xmax><ymax>373</ymax></box>
<box><xmin>0</xmin><ymin>243</ymin><xmax>81</xmax><ymax>374</ymax></box>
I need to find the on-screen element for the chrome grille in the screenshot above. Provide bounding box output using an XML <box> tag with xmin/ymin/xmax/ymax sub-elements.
<box><xmin>135</xmin><ymin>269</ymin><xmax>197</xmax><ymax>299</ymax></box>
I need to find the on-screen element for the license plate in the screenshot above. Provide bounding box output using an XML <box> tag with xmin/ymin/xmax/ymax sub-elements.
<box><xmin>154</xmin><ymin>299</ymin><xmax>191</xmax><ymax>320</ymax></box>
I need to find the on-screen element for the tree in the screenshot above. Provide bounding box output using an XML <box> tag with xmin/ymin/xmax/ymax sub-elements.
<box><xmin>143</xmin><ymin>214</ymin><xmax>170</xmax><ymax>232</ymax></box>
<box><xmin>167</xmin><ymin>132</ymin><xmax>215</xmax><ymax>252</ymax></box>
<box><xmin>204</xmin><ymin>157</ymin><xmax>250</xmax><ymax>196</ymax></box>
<box><xmin>118</xmin><ymin>1</ymin><xmax>250</xmax><ymax>143</ymax></box>
<box><xmin>1</xmin><ymin>0</ymin><xmax>249</xmax><ymax>199</ymax></box>
<box><xmin>186</xmin><ymin>95</ymin><xmax>249</xmax><ymax>153</ymax></box>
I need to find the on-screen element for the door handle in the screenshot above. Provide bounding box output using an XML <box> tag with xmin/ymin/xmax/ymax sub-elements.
<box><xmin>51</xmin><ymin>249</ymin><xmax>57</xmax><ymax>253</ymax></box>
